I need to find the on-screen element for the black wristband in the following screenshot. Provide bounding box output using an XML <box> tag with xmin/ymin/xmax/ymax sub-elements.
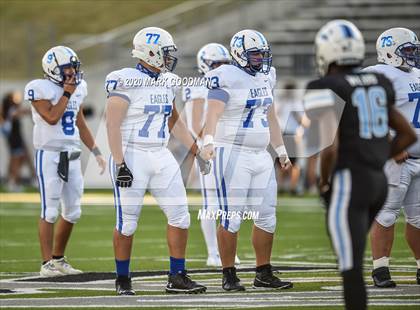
<box><xmin>91</xmin><ymin>147</ymin><xmax>102</xmax><ymax>156</ymax></box>
<box><xmin>116</xmin><ymin>161</ymin><xmax>126</xmax><ymax>170</ymax></box>
<box><xmin>63</xmin><ymin>91</ymin><xmax>72</xmax><ymax>99</ymax></box>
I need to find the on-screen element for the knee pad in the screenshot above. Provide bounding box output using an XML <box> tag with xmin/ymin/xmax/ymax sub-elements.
<box><xmin>404</xmin><ymin>204</ymin><xmax>420</xmax><ymax>229</ymax></box>
<box><xmin>375</xmin><ymin>209</ymin><xmax>399</xmax><ymax>228</ymax></box>
<box><xmin>168</xmin><ymin>209</ymin><xmax>191</xmax><ymax>229</ymax></box>
<box><xmin>254</xmin><ymin>208</ymin><xmax>277</xmax><ymax>234</ymax></box>
<box><xmin>62</xmin><ymin>207</ymin><xmax>81</xmax><ymax>224</ymax></box>
<box><xmin>43</xmin><ymin>207</ymin><xmax>59</xmax><ymax>224</ymax></box>
<box><xmin>223</xmin><ymin>214</ymin><xmax>242</xmax><ymax>233</ymax></box>
<box><xmin>120</xmin><ymin>221</ymin><xmax>138</xmax><ymax>236</ymax></box>
<box><xmin>117</xmin><ymin>203</ymin><xmax>141</xmax><ymax>236</ymax></box>
<box><xmin>406</xmin><ymin>215</ymin><xmax>420</xmax><ymax>229</ymax></box>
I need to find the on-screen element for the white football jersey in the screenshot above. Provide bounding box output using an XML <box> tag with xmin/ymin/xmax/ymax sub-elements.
<box><xmin>363</xmin><ymin>64</ymin><xmax>420</xmax><ymax>157</ymax></box>
<box><xmin>205</xmin><ymin>64</ymin><xmax>276</xmax><ymax>150</ymax></box>
<box><xmin>105</xmin><ymin>67</ymin><xmax>179</xmax><ymax>150</ymax></box>
<box><xmin>24</xmin><ymin>79</ymin><xmax>87</xmax><ymax>151</ymax></box>
<box><xmin>181</xmin><ymin>85</ymin><xmax>208</xmax><ymax>133</ymax></box>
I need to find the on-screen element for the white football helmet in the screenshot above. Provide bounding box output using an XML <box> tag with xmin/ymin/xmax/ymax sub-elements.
<box><xmin>230</xmin><ymin>29</ymin><xmax>272</xmax><ymax>74</ymax></box>
<box><xmin>131</xmin><ymin>27</ymin><xmax>177</xmax><ymax>72</ymax></box>
<box><xmin>42</xmin><ymin>46</ymin><xmax>82</xmax><ymax>85</ymax></box>
<box><xmin>376</xmin><ymin>28</ymin><xmax>420</xmax><ymax>69</ymax></box>
<box><xmin>197</xmin><ymin>43</ymin><xmax>231</xmax><ymax>74</ymax></box>
<box><xmin>315</xmin><ymin>20</ymin><xmax>365</xmax><ymax>76</ymax></box>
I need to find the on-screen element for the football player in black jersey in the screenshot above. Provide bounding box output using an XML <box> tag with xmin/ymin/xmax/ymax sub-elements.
<box><xmin>303</xmin><ymin>20</ymin><xmax>417</xmax><ymax>310</ymax></box>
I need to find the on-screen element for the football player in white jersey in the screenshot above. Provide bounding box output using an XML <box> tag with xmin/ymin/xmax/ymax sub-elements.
<box><xmin>24</xmin><ymin>46</ymin><xmax>106</xmax><ymax>277</ymax></box>
<box><xmin>364</xmin><ymin>28</ymin><xmax>420</xmax><ymax>287</ymax></box>
<box><xmin>200</xmin><ymin>30</ymin><xmax>293</xmax><ymax>291</ymax></box>
<box><xmin>105</xmin><ymin>27</ymin><xmax>208</xmax><ymax>295</ymax></box>
<box><xmin>182</xmin><ymin>43</ymin><xmax>241</xmax><ymax>267</ymax></box>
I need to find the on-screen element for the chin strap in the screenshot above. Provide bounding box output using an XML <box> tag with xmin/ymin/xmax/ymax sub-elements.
<box><xmin>232</xmin><ymin>60</ymin><xmax>257</xmax><ymax>76</ymax></box>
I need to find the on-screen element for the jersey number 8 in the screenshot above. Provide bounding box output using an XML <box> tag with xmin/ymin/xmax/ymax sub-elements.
<box><xmin>61</xmin><ymin>111</ymin><xmax>75</xmax><ymax>136</ymax></box>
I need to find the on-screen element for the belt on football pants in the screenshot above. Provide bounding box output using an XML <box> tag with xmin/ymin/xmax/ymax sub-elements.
<box><xmin>408</xmin><ymin>155</ymin><xmax>420</xmax><ymax>160</ymax></box>
<box><xmin>57</xmin><ymin>151</ymin><xmax>81</xmax><ymax>182</ymax></box>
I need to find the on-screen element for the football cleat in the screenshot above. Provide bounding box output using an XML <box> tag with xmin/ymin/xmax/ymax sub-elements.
<box><xmin>416</xmin><ymin>269</ymin><xmax>420</xmax><ymax>285</ymax></box>
<box><xmin>253</xmin><ymin>265</ymin><xmax>293</xmax><ymax>290</ymax></box>
<box><xmin>372</xmin><ymin>267</ymin><xmax>396</xmax><ymax>288</ymax></box>
<box><xmin>206</xmin><ymin>255</ymin><xmax>222</xmax><ymax>267</ymax></box>
<box><xmin>51</xmin><ymin>257</ymin><xmax>82</xmax><ymax>275</ymax></box>
<box><xmin>222</xmin><ymin>267</ymin><xmax>245</xmax><ymax>291</ymax></box>
<box><xmin>40</xmin><ymin>260</ymin><xmax>64</xmax><ymax>277</ymax></box>
<box><xmin>166</xmin><ymin>272</ymin><xmax>207</xmax><ymax>294</ymax></box>
<box><xmin>116</xmin><ymin>276</ymin><xmax>135</xmax><ymax>295</ymax></box>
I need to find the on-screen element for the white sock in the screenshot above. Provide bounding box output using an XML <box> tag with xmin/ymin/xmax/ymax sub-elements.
<box><xmin>416</xmin><ymin>259</ymin><xmax>420</xmax><ymax>269</ymax></box>
<box><xmin>200</xmin><ymin>216</ymin><xmax>219</xmax><ymax>257</ymax></box>
<box><xmin>373</xmin><ymin>256</ymin><xmax>390</xmax><ymax>269</ymax></box>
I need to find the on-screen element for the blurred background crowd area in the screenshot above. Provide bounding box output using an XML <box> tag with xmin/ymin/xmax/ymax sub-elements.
<box><xmin>1</xmin><ymin>0</ymin><xmax>419</xmax><ymax>193</ymax></box>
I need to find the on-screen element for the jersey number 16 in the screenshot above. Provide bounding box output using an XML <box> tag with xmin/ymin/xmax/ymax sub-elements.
<box><xmin>352</xmin><ymin>86</ymin><xmax>388</xmax><ymax>139</ymax></box>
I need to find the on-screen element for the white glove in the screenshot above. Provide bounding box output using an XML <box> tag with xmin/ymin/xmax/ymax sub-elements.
<box><xmin>276</xmin><ymin>145</ymin><xmax>291</xmax><ymax>169</ymax></box>
<box><xmin>196</xmin><ymin>150</ymin><xmax>212</xmax><ymax>175</ymax></box>
<box><xmin>201</xmin><ymin>135</ymin><xmax>216</xmax><ymax>161</ymax></box>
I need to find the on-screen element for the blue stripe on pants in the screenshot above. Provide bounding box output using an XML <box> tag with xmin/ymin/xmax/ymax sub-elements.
<box><xmin>335</xmin><ymin>171</ymin><xmax>346</xmax><ymax>267</ymax></box>
<box><xmin>219</xmin><ymin>147</ymin><xmax>229</xmax><ymax>230</ymax></box>
<box><xmin>109</xmin><ymin>156</ymin><xmax>123</xmax><ymax>232</ymax></box>
<box><xmin>213</xmin><ymin>148</ymin><xmax>223</xmax><ymax>226</ymax></box>
<box><xmin>329</xmin><ymin>170</ymin><xmax>352</xmax><ymax>271</ymax></box>
<box><xmin>36</xmin><ymin>150</ymin><xmax>46</xmax><ymax>219</ymax></box>
<box><xmin>200</xmin><ymin>171</ymin><xmax>208</xmax><ymax>211</ymax></box>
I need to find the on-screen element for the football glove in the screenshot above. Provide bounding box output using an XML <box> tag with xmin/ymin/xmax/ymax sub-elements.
<box><xmin>116</xmin><ymin>161</ymin><xmax>133</xmax><ymax>188</ymax></box>
<box><xmin>275</xmin><ymin>145</ymin><xmax>291</xmax><ymax>169</ymax></box>
<box><xmin>196</xmin><ymin>151</ymin><xmax>212</xmax><ymax>175</ymax></box>
<box><xmin>319</xmin><ymin>183</ymin><xmax>332</xmax><ymax>208</ymax></box>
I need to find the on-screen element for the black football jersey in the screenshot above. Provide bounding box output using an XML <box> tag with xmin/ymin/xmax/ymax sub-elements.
<box><xmin>304</xmin><ymin>69</ymin><xmax>395</xmax><ymax>170</ymax></box>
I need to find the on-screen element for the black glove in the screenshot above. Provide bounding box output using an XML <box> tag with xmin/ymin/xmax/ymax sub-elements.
<box><xmin>116</xmin><ymin>161</ymin><xmax>133</xmax><ymax>188</ymax></box>
<box><xmin>196</xmin><ymin>151</ymin><xmax>212</xmax><ymax>175</ymax></box>
<box><xmin>319</xmin><ymin>183</ymin><xmax>332</xmax><ymax>208</ymax></box>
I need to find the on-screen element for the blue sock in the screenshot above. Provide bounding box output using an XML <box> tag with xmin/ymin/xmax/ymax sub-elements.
<box><xmin>115</xmin><ymin>259</ymin><xmax>130</xmax><ymax>277</ymax></box>
<box><xmin>169</xmin><ymin>256</ymin><xmax>185</xmax><ymax>275</ymax></box>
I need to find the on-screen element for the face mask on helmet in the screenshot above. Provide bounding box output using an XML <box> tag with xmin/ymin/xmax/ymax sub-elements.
<box><xmin>162</xmin><ymin>46</ymin><xmax>178</xmax><ymax>72</ymax></box>
<box><xmin>202</xmin><ymin>57</ymin><xmax>230</xmax><ymax>71</ymax></box>
<box><xmin>245</xmin><ymin>48</ymin><xmax>272</xmax><ymax>74</ymax></box>
<box><xmin>396</xmin><ymin>42</ymin><xmax>420</xmax><ymax>69</ymax></box>
<box><xmin>51</xmin><ymin>54</ymin><xmax>83</xmax><ymax>85</ymax></box>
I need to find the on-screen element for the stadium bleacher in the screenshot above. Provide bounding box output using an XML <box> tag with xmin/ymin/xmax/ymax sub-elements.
<box><xmin>263</xmin><ymin>0</ymin><xmax>420</xmax><ymax>75</ymax></box>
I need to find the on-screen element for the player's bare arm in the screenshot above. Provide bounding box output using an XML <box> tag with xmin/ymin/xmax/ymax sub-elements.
<box><xmin>31</xmin><ymin>75</ymin><xmax>76</xmax><ymax>125</ymax></box>
<box><xmin>388</xmin><ymin>106</ymin><xmax>417</xmax><ymax>157</ymax></box>
<box><xmin>106</xmin><ymin>95</ymin><xmax>133</xmax><ymax>187</ymax></box>
<box><xmin>106</xmin><ymin>96</ymin><xmax>129</xmax><ymax>165</ymax></box>
<box><xmin>168</xmin><ymin>101</ymin><xmax>198</xmax><ymax>154</ymax></box>
<box><xmin>201</xmin><ymin>98</ymin><xmax>225</xmax><ymax>160</ymax></box>
<box><xmin>317</xmin><ymin>109</ymin><xmax>339</xmax><ymax>191</ymax></box>
<box><xmin>267</xmin><ymin>103</ymin><xmax>291</xmax><ymax>170</ymax></box>
<box><xmin>191</xmin><ymin>98</ymin><xmax>205</xmax><ymax>138</ymax></box>
<box><xmin>169</xmin><ymin>102</ymin><xmax>210</xmax><ymax>174</ymax></box>
<box><xmin>76</xmin><ymin>105</ymin><xmax>106</xmax><ymax>174</ymax></box>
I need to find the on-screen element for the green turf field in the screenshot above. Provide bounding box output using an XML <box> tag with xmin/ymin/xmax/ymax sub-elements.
<box><xmin>0</xmin><ymin>193</ymin><xmax>419</xmax><ymax>309</ymax></box>
<box><xmin>0</xmin><ymin>194</ymin><xmax>413</xmax><ymax>272</ymax></box>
